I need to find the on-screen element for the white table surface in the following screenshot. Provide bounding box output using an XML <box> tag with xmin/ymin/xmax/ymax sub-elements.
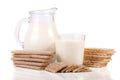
<box><xmin>13</xmin><ymin>67</ymin><xmax>111</xmax><ymax>80</ymax></box>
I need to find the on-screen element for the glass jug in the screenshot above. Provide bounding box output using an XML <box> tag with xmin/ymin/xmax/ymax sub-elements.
<box><xmin>15</xmin><ymin>8</ymin><xmax>59</xmax><ymax>51</ymax></box>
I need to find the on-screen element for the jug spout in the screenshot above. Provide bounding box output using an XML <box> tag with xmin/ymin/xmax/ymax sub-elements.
<box><xmin>50</xmin><ymin>7</ymin><xmax>57</xmax><ymax>14</ymax></box>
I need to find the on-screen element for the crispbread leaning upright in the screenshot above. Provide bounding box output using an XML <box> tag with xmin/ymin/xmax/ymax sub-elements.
<box><xmin>83</xmin><ymin>48</ymin><xmax>115</xmax><ymax>67</ymax></box>
<box><xmin>45</xmin><ymin>62</ymin><xmax>91</xmax><ymax>73</ymax></box>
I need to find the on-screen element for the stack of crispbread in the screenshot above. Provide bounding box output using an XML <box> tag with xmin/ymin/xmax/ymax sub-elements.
<box><xmin>83</xmin><ymin>48</ymin><xmax>115</xmax><ymax>67</ymax></box>
<box><xmin>11</xmin><ymin>50</ymin><xmax>55</xmax><ymax>70</ymax></box>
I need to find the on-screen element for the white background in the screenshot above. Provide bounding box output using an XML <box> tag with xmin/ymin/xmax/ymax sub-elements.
<box><xmin>0</xmin><ymin>0</ymin><xmax>120</xmax><ymax>80</ymax></box>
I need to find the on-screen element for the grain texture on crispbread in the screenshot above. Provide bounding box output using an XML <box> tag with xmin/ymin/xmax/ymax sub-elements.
<box><xmin>84</xmin><ymin>52</ymin><xmax>114</xmax><ymax>56</ymax></box>
<box><xmin>14</xmin><ymin>61</ymin><xmax>49</xmax><ymax>67</ymax></box>
<box><xmin>84</xmin><ymin>56</ymin><xmax>111</xmax><ymax>61</ymax></box>
<box><xmin>13</xmin><ymin>54</ymin><xmax>52</xmax><ymax>59</ymax></box>
<box><xmin>84</xmin><ymin>48</ymin><xmax>115</xmax><ymax>68</ymax></box>
<box><xmin>15</xmin><ymin>64</ymin><xmax>45</xmax><ymax>70</ymax></box>
<box><xmin>11</xmin><ymin>50</ymin><xmax>56</xmax><ymax>70</ymax></box>
<box><xmin>12</xmin><ymin>57</ymin><xmax>50</xmax><ymax>63</ymax></box>
<box><xmin>45</xmin><ymin>62</ymin><xmax>91</xmax><ymax>73</ymax></box>
<box><xmin>45</xmin><ymin>62</ymin><xmax>69</xmax><ymax>73</ymax></box>
<box><xmin>85</xmin><ymin>48</ymin><xmax>115</xmax><ymax>52</ymax></box>
<box><xmin>84</xmin><ymin>54</ymin><xmax>112</xmax><ymax>58</ymax></box>
<box><xmin>73</xmin><ymin>65</ymin><xmax>91</xmax><ymax>72</ymax></box>
<box><xmin>65</xmin><ymin>65</ymin><xmax>79</xmax><ymax>72</ymax></box>
<box><xmin>84</xmin><ymin>48</ymin><xmax>115</xmax><ymax>55</ymax></box>
<box><xmin>64</xmin><ymin>65</ymin><xmax>74</xmax><ymax>72</ymax></box>
<box><xmin>60</xmin><ymin>65</ymin><xmax>72</xmax><ymax>72</ymax></box>
<box><xmin>11</xmin><ymin>50</ymin><xmax>55</xmax><ymax>56</ymax></box>
<box><xmin>83</xmin><ymin>61</ymin><xmax>107</xmax><ymax>68</ymax></box>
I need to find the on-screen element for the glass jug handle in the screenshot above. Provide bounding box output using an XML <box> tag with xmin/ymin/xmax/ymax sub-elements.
<box><xmin>15</xmin><ymin>18</ymin><xmax>29</xmax><ymax>48</ymax></box>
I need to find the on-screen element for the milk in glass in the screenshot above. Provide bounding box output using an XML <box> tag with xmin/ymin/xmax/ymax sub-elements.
<box><xmin>55</xmin><ymin>34</ymin><xmax>85</xmax><ymax>65</ymax></box>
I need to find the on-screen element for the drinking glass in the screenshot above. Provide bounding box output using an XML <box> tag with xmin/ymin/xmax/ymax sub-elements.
<box><xmin>55</xmin><ymin>34</ymin><xmax>85</xmax><ymax>65</ymax></box>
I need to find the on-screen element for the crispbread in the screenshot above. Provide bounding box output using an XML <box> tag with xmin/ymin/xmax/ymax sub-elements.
<box><xmin>73</xmin><ymin>66</ymin><xmax>83</xmax><ymax>72</ymax></box>
<box><xmin>83</xmin><ymin>61</ymin><xmax>107</xmax><ymax>67</ymax></box>
<box><xmin>73</xmin><ymin>65</ymin><xmax>91</xmax><ymax>72</ymax></box>
<box><xmin>84</xmin><ymin>56</ymin><xmax>111</xmax><ymax>61</ymax></box>
<box><xmin>83</xmin><ymin>63</ymin><xmax>107</xmax><ymax>68</ymax></box>
<box><xmin>84</xmin><ymin>59</ymin><xmax>110</xmax><ymax>62</ymax></box>
<box><xmin>84</xmin><ymin>48</ymin><xmax>115</xmax><ymax>53</ymax></box>
<box><xmin>85</xmin><ymin>48</ymin><xmax>115</xmax><ymax>52</ymax></box>
<box><xmin>45</xmin><ymin>62</ymin><xmax>69</xmax><ymax>73</ymax></box>
<box><xmin>84</xmin><ymin>52</ymin><xmax>114</xmax><ymax>56</ymax></box>
<box><xmin>14</xmin><ymin>61</ymin><xmax>49</xmax><ymax>67</ymax></box>
<box><xmin>65</xmin><ymin>65</ymin><xmax>79</xmax><ymax>72</ymax></box>
<box><xmin>12</xmin><ymin>57</ymin><xmax>50</xmax><ymax>63</ymax></box>
<box><xmin>15</xmin><ymin>64</ymin><xmax>45</xmax><ymax>70</ymax></box>
<box><xmin>60</xmin><ymin>65</ymin><xmax>71</xmax><ymax>73</ymax></box>
<box><xmin>45</xmin><ymin>62</ymin><xmax>91</xmax><ymax>73</ymax></box>
<box><xmin>84</xmin><ymin>54</ymin><xmax>112</xmax><ymax>58</ymax></box>
<box><xmin>13</xmin><ymin>54</ymin><xmax>52</xmax><ymax>59</ymax></box>
<box><xmin>64</xmin><ymin>65</ymin><xmax>74</xmax><ymax>72</ymax></box>
<box><xmin>83</xmin><ymin>48</ymin><xmax>115</xmax><ymax>68</ymax></box>
<box><xmin>11</xmin><ymin>50</ymin><xmax>55</xmax><ymax>56</ymax></box>
<box><xmin>84</xmin><ymin>60</ymin><xmax>110</xmax><ymax>63</ymax></box>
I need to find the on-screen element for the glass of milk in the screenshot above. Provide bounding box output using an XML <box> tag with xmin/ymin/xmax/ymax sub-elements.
<box><xmin>55</xmin><ymin>34</ymin><xmax>85</xmax><ymax>65</ymax></box>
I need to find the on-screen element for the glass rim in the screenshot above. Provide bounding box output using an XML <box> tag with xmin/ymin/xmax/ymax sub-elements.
<box><xmin>57</xmin><ymin>33</ymin><xmax>85</xmax><ymax>40</ymax></box>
